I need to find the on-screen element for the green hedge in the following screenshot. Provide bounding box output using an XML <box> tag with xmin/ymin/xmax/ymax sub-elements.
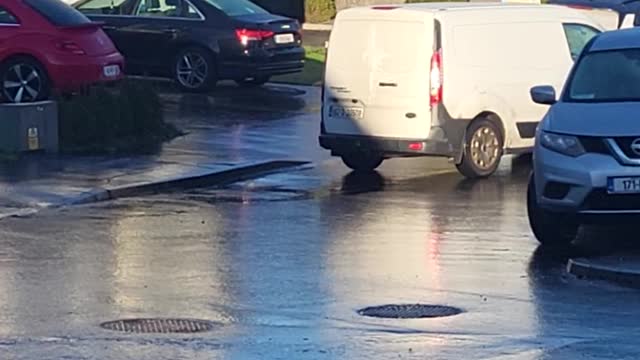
<box><xmin>305</xmin><ymin>0</ymin><xmax>336</xmax><ymax>23</ymax></box>
<box><xmin>58</xmin><ymin>81</ymin><xmax>181</xmax><ymax>154</ymax></box>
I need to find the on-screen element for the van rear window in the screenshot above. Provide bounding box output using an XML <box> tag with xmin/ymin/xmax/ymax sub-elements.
<box><xmin>25</xmin><ymin>0</ymin><xmax>91</xmax><ymax>26</ymax></box>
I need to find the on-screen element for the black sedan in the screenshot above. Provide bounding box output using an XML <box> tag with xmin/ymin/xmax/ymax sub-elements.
<box><xmin>73</xmin><ymin>0</ymin><xmax>305</xmax><ymax>91</ymax></box>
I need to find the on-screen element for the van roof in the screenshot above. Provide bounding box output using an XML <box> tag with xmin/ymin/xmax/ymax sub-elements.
<box><xmin>340</xmin><ymin>2</ymin><xmax>584</xmax><ymax>16</ymax></box>
<box><xmin>590</xmin><ymin>27</ymin><xmax>640</xmax><ymax>51</ymax></box>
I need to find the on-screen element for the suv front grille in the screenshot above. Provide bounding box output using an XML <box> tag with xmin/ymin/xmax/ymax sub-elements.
<box><xmin>613</xmin><ymin>137</ymin><xmax>640</xmax><ymax>159</ymax></box>
<box><xmin>578</xmin><ymin>136</ymin><xmax>610</xmax><ymax>155</ymax></box>
<box><xmin>582</xmin><ymin>189</ymin><xmax>640</xmax><ymax>211</ymax></box>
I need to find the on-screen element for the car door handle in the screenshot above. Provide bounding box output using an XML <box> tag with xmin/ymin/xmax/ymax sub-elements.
<box><xmin>379</xmin><ymin>82</ymin><xmax>397</xmax><ymax>87</ymax></box>
<box><xmin>102</xmin><ymin>25</ymin><xmax>117</xmax><ymax>31</ymax></box>
<box><xmin>164</xmin><ymin>29</ymin><xmax>178</xmax><ymax>34</ymax></box>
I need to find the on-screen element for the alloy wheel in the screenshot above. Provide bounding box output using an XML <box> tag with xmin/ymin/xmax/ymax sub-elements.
<box><xmin>176</xmin><ymin>52</ymin><xmax>209</xmax><ymax>89</ymax></box>
<box><xmin>470</xmin><ymin>126</ymin><xmax>501</xmax><ymax>170</ymax></box>
<box><xmin>3</xmin><ymin>63</ymin><xmax>42</xmax><ymax>103</ymax></box>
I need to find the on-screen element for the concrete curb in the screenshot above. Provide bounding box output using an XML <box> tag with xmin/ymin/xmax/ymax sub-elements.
<box><xmin>302</xmin><ymin>23</ymin><xmax>333</xmax><ymax>31</ymax></box>
<box><xmin>568</xmin><ymin>257</ymin><xmax>640</xmax><ymax>289</ymax></box>
<box><xmin>0</xmin><ymin>160</ymin><xmax>310</xmax><ymax>221</ymax></box>
<box><xmin>70</xmin><ymin>160</ymin><xmax>311</xmax><ymax>205</ymax></box>
<box><xmin>0</xmin><ymin>208</ymin><xmax>40</xmax><ymax>221</ymax></box>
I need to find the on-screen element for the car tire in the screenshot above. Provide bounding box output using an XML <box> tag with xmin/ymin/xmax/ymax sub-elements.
<box><xmin>527</xmin><ymin>175</ymin><xmax>579</xmax><ymax>248</ymax></box>
<box><xmin>0</xmin><ymin>57</ymin><xmax>50</xmax><ymax>103</ymax></box>
<box><xmin>456</xmin><ymin>117</ymin><xmax>504</xmax><ymax>179</ymax></box>
<box><xmin>341</xmin><ymin>153</ymin><xmax>384</xmax><ymax>172</ymax></box>
<box><xmin>174</xmin><ymin>47</ymin><xmax>217</xmax><ymax>93</ymax></box>
<box><xmin>236</xmin><ymin>76</ymin><xmax>270</xmax><ymax>87</ymax></box>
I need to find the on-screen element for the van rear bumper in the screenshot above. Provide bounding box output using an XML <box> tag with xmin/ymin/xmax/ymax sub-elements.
<box><xmin>319</xmin><ymin>134</ymin><xmax>454</xmax><ymax>157</ymax></box>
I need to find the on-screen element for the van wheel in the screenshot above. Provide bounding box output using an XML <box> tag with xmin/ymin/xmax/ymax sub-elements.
<box><xmin>341</xmin><ymin>153</ymin><xmax>383</xmax><ymax>172</ymax></box>
<box><xmin>527</xmin><ymin>175</ymin><xmax>579</xmax><ymax>248</ymax></box>
<box><xmin>456</xmin><ymin>118</ymin><xmax>504</xmax><ymax>178</ymax></box>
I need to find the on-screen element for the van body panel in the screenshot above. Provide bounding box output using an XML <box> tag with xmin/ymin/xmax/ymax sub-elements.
<box><xmin>321</xmin><ymin>3</ymin><xmax>603</xmax><ymax>161</ymax></box>
<box><xmin>323</xmin><ymin>10</ymin><xmax>434</xmax><ymax>139</ymax></box>
<box><xmin>441</xmin><ymin>17</ymin><xmax>575</xmax><ymax>149</ymax></box>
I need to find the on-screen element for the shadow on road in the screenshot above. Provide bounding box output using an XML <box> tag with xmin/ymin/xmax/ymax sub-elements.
<box><xmin>154</xmin><ymin>80</ymin><xmax>313</xmax><ymax>115</ymax></box>
<box><xmin>340</xmin><ymin>171</ymin><xmax>385</xmax><ymax>195</ymax></box>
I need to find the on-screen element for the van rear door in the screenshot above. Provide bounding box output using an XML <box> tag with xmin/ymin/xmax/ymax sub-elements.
<box><xmin>323</xmin><ymin>10</ymin><xmax>434</xmax><ymax>139</ymax></box>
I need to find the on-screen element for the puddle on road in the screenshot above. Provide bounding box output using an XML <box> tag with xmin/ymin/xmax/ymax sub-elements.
<box><xmin>182</xmin><ymin>187</ymin><xmax>313</xmax><ymax>204</ymax></box>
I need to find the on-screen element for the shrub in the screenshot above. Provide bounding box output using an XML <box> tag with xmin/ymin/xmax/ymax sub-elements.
<box><xmin>57</xmin><ymin>80</ymin><xmax>181</xmax><ymax>155</ymax></box>
<box><xmin>305</xmin><ymin>0</ymin><xmax>336</xmax><ymax>23</ymax></box>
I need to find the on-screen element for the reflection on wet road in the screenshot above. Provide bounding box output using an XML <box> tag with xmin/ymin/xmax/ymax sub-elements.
<box><xmin>1</xmin><ymin>157</ymin><xmax>640</xmax><ymax>359</ymax></box>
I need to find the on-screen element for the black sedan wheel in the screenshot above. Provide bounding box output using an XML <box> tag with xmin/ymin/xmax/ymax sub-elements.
<box><xmin>175</xmin><ymin>47</ymin><xmax>216</xmax><ymax>92</ymax></box>
<box><xmin>1</xmin><ymin>57</ymin><xmax>49</xmax><ymax>103</ymax></box>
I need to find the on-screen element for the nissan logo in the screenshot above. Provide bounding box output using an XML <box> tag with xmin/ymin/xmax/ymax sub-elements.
<box><xmin>631</xmin><ymin>138</ymin><xmax>640</xmax><ymax>156</ymax></box>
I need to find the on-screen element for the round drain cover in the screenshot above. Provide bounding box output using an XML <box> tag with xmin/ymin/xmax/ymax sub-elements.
<box><xmin>100</xmin><ymin>318</ymin><xmax>215</xmax><ymax>334</ymax></box>
<box><xmin>358</xmin><ymin>304</ymin><xmax>463</xmax><ymax>319</ymax></box>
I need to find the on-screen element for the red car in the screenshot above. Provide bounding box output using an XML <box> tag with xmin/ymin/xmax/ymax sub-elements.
<box><xmin>0</xmin><ymin>0</ymin><xmax>124</xmax><ymax>103</ymax></box>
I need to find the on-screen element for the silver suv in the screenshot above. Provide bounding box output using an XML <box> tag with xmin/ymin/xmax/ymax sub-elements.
<box><xmin>528</xmin><ymin>28</ymin><xmax>640</xmax><ymax>247</ymax></box>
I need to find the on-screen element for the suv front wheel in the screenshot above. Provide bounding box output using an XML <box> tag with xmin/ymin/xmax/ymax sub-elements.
<box><xmin>527</xmin><ymin>175</ymin><xmax>579</xmax><ymax>247</ymax></box>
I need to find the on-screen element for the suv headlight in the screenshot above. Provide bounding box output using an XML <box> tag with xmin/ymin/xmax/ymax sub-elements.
<box><xmin>540</xmin><ymin>131</ymin><xmax>585</xmax><ymax>157</ymax></box>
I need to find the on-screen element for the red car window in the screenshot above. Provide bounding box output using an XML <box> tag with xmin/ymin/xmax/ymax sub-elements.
<box><xmin>0</xmin><ymin>7</ymin><xmax>18</xmax><ymax>24</ymax></box>
<box><xmin>24</xmin><ymin>0</ymin><xmax>91</xmax><ymax>26</ymax></box>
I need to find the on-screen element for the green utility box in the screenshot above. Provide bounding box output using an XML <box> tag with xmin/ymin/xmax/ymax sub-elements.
<box><xmin>0</xmin><ymin>101</ymin><xmax>58</xmax><ymax>153</ymax></box>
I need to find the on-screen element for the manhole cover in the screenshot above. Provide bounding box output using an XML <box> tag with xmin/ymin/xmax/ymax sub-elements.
<box><xmin>100</xmin><ymin>318</ymin><xmax>215</xmax><ymax>334</ymax></box>
<box><xmin>357</xmin><ymin>304</ymin><xmax>463</xmax><ymax>319</ymax></box>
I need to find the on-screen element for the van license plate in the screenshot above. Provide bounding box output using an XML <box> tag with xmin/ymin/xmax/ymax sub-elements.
<box><xmin>275</xmin><ymin>33</ymin><xmax>295</xmax><ymax>44</ymax></box>
<box><xmin>103</xmin><ymin>65</ymin><xmax>121</xmax><ymax>78</ymax></box>
<box><xmin>608</xmin><ymin>176</ymin><xmax>640</xmax><ymax>194</ymax></box>
<box><xmin>329</xmin><ymin>106</ymin><xmax>364</xmax><ymax>120</ymax></box>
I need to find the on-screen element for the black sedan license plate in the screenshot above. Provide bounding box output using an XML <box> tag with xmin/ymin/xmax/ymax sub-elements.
<box><xmin>608</xmin><ymin>176</ymin><xmax>640</xmax><ymax>194</ymax></box>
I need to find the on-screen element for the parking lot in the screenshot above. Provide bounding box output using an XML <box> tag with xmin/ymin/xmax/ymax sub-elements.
<box><xmin>0</xmin><ymin>80</ymin><xmax>639</xmax><ymax>358</ymax></box>
<box><xmin>4</xmin><ymin>1</ymin><xmax>640</xmax><ymax>359</ymax></box>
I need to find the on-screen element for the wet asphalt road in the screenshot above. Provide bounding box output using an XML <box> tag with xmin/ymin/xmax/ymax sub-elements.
<box><xmin>1</xmin><ymin>86</ymin><xmax>640</xmax><ymax>359</ymax></box>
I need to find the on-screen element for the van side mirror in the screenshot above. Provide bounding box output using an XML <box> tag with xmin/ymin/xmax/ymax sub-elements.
<box><xmin>530</xmin><ymin>86</ymin><xmax>557</xmax><ymax>105</ymax></box>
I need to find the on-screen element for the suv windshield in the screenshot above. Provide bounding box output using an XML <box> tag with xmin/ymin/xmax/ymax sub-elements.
<box><xmin>567</xmin><ymin>48</ymin><xmax>640</xmax><ymax>102</ymax></box>
<box><xmin>25</xmin><ymin>0</ymin><xmax>91</xmax><ymax>26</ymax></box>
<box><xmin>203</xmin><ymin>0</ymin><xmax>268</xmax><ymax>17</ymax></box>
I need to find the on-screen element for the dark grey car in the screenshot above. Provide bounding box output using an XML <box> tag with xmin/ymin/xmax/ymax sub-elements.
<box><xmin>73</xmin><ymin>0</ymin><xmax>305</xmax><ymax>91</ymax></box>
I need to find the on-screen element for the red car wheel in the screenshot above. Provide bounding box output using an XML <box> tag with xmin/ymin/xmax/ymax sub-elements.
<box><xmin>1</xmin><ymin>57</ymin><xmax>50</xmax><ymax>103</ymax></box>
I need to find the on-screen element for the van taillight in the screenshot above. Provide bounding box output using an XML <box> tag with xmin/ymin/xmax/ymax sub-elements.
<box><xmin>430</xmin><ymin>48</ymin><xmax>443</xmax><ymax>108</ymax></box>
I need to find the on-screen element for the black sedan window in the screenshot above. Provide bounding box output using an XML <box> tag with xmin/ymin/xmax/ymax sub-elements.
<box><xmin>76</xmin><ymin>0</ymin><xmax>137</xmax><ymax>15</ymax></box>
<box><xmin>24</xmin><ymin>0</ymin><xmax>91</xmax><ymax>26</ymax></box>
<box><xmin>203</xmin><ymin>0</ymin><xmax>268</xmax><ymax>17</ymax></box>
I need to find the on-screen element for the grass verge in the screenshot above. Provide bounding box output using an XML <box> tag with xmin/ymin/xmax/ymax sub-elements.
<box><xmin>273</xmin><ymin>46</ymin><xmax>326</xmax><ymax>86</ymax></box>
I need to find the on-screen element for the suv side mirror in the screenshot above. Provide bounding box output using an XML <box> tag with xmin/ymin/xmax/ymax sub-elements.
<box><xmin>530</xmin><ymin>86</ymin><xmax>557</xmax><ymax>105</ymax></box>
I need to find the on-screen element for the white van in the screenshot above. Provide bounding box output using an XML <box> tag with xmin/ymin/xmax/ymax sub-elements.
<box><xmin>319</xmin><ymin>3</ymin><xmax>604</xmax><ymax>178</ymax></box>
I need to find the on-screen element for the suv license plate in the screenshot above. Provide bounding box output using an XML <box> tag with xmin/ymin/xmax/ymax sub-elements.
<box><xmin>608</xmin><ymin>176</ymin><xmax>640</xmax><ymax>194</ymax></box>
<box><xmin>103</xmin><ymin>65</ymin><xmax>120</xmax><ymax>78</ymax></box>
<box><xmin>329</xmin><ymin>106</ymin><xmax>364</xmax><ymax>120</ymax></box>
<box><xmin>275</xmin><ymin>33</ymin><xmax>295</xmax><ymax>44</ymax></box>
